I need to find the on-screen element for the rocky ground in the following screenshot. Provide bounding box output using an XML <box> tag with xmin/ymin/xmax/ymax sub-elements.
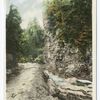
<box><xmin>7</xmin><ymin>63</ymin><xmax>92</xmax><ymax>100</ymax></box>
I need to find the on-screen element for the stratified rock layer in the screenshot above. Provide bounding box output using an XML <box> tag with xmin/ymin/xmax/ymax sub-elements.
<box><xmin>43</xmin><ymin>70</ymin><xmax>92</xmax><ymax>100</ymax></box>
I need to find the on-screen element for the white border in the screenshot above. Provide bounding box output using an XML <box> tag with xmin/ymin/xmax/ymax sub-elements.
<box><xmin>0</xmin><ymin>0</ymin><xmax>98</xmax><ymax>100</ymax></box>
<box><xmin>0</xmin><ymin>0</ymin><xmax>6</xmax><ymax>100</ymax></box>
<box><xmin>97</xmin><ymin>0</ymin><xmax>100</xmax><ymax>99</ymax></box>
<box><xmin>93</xmin><ymin>0</ymin><xmax>96</xmax><ymax>100</ymax></box>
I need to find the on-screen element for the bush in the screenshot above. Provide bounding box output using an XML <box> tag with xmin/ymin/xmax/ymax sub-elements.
<box><xmin>34</xmin><ymin>55</ymin><xmax>44</xmax><ymax>64</ymax></box>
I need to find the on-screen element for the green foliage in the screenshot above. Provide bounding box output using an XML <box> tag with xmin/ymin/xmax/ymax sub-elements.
<box><xmin>34</xmin><ymin>55</ymin><xmax>44</xmax><ymax>64</ymax></box>
<box><xmin>19</xmin><ymin>19</ymin><xmax>44</xmax><ymax>62</ymax></box>
<box><xmin>6</xmin><ymin>5</ymin><xmax>22</xmax><ymax>69</ymax></box>
<box><xmin>44</xmin><ymin>0</ymin><xmax>92</xmax><ymax>56</ymax></box>
<box><xmin>6</xmin><ymin>5</ymin><xmax>22</xmax><ymax>54</ymax></box>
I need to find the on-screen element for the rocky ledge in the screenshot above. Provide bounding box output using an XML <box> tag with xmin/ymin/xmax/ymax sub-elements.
<box><xmin>43</xmin><ymin>70</ymin><xmax>92</xmax><ymax>100</ymax></box>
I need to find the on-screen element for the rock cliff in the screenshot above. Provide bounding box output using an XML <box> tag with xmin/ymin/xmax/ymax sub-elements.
<box><xmin>43</xmin><ymin>32</ymin><xmax>92</xmax><ymax>81</ymax></box>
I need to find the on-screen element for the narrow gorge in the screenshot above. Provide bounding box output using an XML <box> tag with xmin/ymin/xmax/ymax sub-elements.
<box><xmin>6</xmin><ymin>0</ymin><xmax>92</xmax><ymax>100</ymax></box>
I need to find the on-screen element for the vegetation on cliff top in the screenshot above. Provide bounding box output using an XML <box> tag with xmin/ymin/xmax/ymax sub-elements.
<box><xmin>44</xmin><ymin>0</ymin><xmax>92</xmax><ymax>56</ymax></box>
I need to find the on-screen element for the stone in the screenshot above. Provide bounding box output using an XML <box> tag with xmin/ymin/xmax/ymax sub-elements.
<box><xmin>43</xmin><ymin>70</ymin><xmax>92</xmax><ymax>100</ymax></box>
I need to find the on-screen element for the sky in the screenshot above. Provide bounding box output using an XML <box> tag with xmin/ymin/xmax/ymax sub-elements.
<box><xmin>6</xmin><ymin>0</ymin><xmax>44</xmax><ymax>29</ymax></box>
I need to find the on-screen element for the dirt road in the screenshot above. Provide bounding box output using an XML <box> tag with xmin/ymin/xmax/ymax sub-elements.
<box><xmin>6</xmin><ymin>63</ymin><xmax>57</xmax><ymax>100</ymax></box>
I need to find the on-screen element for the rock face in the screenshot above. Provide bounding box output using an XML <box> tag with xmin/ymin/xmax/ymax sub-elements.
<box><xmin>43</xmin><ymin>11</ymin><xmax>92</xmax><ymax>99</ymax></box>
<box><xmin>43</xmin><ymin>32</ymin><xmax>92</xmax><ymax>81</ymax></box>
<box><xmin>43</xmin><ymin>70</ymin><xmax>92</xmax><ymax>100</ymax></box>
<box><xmin>43</xmin><ymin>30</ymin><xmax>92</xmax><ymax>99</ymax></box>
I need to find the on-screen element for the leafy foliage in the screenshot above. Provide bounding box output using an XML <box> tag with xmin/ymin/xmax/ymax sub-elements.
<box><xmin>34</xmin><ymin>55</ymin><xmax>44</xmax><ymax>64</ymax></box>
<box><xmin>19</xmin><ymin>19</ymin><xmax>44</xmax><ymax>62</ymax></box>
<box><xmin>44</xmin><ymin>0</ymin><xmax>92</xmax><ymax>55</ymax></box>
<box><xmin>6</xmin><ymin>5</ymin><xmax>22</xmax><ymax>69</ymax></box>
<box><xmin>6</xmin><ymin>5</ymin><xmax>22</xmax><ymax>54</ymax></box>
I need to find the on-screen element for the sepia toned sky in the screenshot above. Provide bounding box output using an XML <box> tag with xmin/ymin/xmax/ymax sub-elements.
<box><xmin>6</xmin><ymin>0</ymin><xmax>44</xmax><ymax>29</ymax></box>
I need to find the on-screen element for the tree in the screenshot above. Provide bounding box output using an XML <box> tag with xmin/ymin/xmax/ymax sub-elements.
<box><xmin>19</xmin><ymin>19</ymin><xmax>44</xmax><ymax>62</ymax></box>
<box><xmin>6</xmin><ymin>5</ymin><xmax>22</xmax><ymax>69</ymax></box>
